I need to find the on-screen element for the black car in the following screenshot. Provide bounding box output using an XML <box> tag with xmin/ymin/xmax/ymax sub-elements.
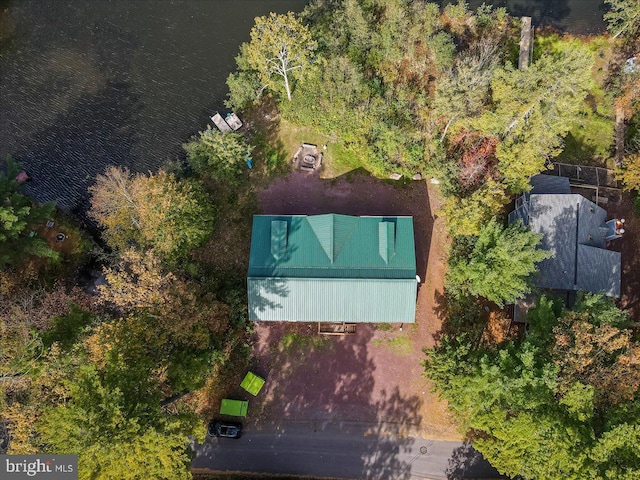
<box><xmin>207</xmin><ymin>420</ymin><xmax>242</xmax><ymax>438</ymax></box>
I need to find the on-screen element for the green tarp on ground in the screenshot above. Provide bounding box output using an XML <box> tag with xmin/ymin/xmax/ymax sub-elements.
<box><xmin>240</xmin><ymin>372</ymin><xmax>265</xmax><ymax>396</ymax></box>
<box><xmin>220</xmin><ymin>399</ymin><xmax>248</xmax><ymax>417</ymax></box>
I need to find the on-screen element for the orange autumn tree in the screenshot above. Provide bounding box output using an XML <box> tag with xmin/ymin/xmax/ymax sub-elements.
<box><xmin>453</xmin><ymin>130</ymin><xmax>499</xmax><ymax>189</ymax></box>
<box><xmin>553</xmin><ymin>309</ymin><xmax>640</xmax><ymax>406</ymax></box>
<box><xmin>616</xmin><ymin>153</ymin><xmax>640</xmax><ymax>191</ymax></box>
<box><xmin>99</xmin><ymin>248</ymin><xmax>228</xmax><ymax>349</ymax></box>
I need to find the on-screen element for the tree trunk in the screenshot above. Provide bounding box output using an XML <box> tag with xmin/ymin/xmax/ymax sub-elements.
<box><xmin>283</xmin><ymin>69</ymin><xmax>292</xmax><ymax>101</ymax></box>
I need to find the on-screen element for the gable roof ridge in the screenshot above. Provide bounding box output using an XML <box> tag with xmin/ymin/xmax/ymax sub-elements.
<box><xmin>332</xmin><ymin>214</ymin><xmax>359</xmax><ymax>261</ymax></box>
<box><xmin>307</xmin><ymin>214</ymin><xmax>334</xmax><ymax>262</ymax></box>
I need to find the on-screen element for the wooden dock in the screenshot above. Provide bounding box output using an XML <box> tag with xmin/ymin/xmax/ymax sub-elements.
<box><xmin>210</xmin><ymin>112</ymin><xmax>243</xmax><ymax>132</ymax></box>
<box><xmin>615</xmin><ymin>107</ymin><xmax>625</xmax><ymax>167</ymax></box>
<box><xmin>519</xmin><ymin>17</ymin><xmax>534</xmax><ymax>70</ymax></box>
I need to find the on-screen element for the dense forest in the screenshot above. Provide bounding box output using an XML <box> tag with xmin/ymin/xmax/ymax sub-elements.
<box><xmin>2</xmin><ymin>1</ymin><xmax>640</xmax><ymax>479</ymax></box>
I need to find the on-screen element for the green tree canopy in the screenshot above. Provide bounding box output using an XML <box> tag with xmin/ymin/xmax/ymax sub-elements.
<box><xmin>446</xmin><ymin>219</ymin><xmax>552</xmax><ymax>306</ymax></box>
<box><xmin>38</xmin><ymin>364</ymin><xmax>199</xmax><ymax>480</ymax></box>
<box><xmin>474</xmin><ymin>49</ymin><xmax>593</xmax><ymax>192</ymax></box>
<box><xmin>604</xmin><ymin>0</ymin><xmax>640</xmax><ymax>38</ymax></box>
<box><xmin>434</xmin><ymin>39</ymin><xmax>502</xmax><ymax>142</ymax></box>
<box><xmin>1</xmin><ymin>156</ymin><xmax>58</xmax><ymax>267</ymax></box>
<box><xmin>439</xmin><ymin>178</ymin><xmax>509</xmax><ymax>236</ymax></box>
<box><xmin>183</xmin><ymin>129</ymin><xmax>251</xmax><ymax>183</ymax></box>
<box><xmin>243</xmin><ymin>12</ymin><xmax>317</xmax><ymax>102</ymax></box>
<box><xmin>425</xmin><ymin>296</ymin><xmax>640</xmax><ymax>480</ymax></box>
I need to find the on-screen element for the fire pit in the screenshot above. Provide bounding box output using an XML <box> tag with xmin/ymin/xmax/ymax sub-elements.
<box><xmin>293</xmin><ymin>143</ymin><xmax>323</xmax><ymax>172</ymax></box>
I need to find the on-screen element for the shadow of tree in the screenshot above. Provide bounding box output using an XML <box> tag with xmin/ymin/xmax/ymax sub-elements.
<box><xmin>439</xmin><ymin>0</ymin><xmax>606</xmax><ymax>35</ymax></box>
<box><xmin>510</xmin><ymin>0</ymin><xmax>571</xmax><ymax>31</ymax></box>
<box><xmin>243</xmin><ymin>96</ymin><xmax>290</xmax><ymax>180</ymax></box>
<box><xmin>244</xmin><ymin>322</ymin><xmax>424</xmax><ymax>478</ymax></box>
<box><xmin>246</xmin><ymin>215</ymin><xmax>302</xmax><ymax>322</ymax></box>
<box><xmin>604</xmin><ymin>193</ymin><xmax>640</xmax><ymax>323</ymax></box>
<box><xmin>4</xmin><ymin>12</ymin><xmax>144</xmax><ymax>221</ymax></box>
<box><xmin>446</xmin><ymin>441</ymin><xmax>504</xmax><ymax>479</ymax></box>
<box><xmin>360</xmin><ymin>388</ymin><xmax>424</xmax><ymax>480</ymax></box>
<box><xmin>431</xmin><ymin>289</ymin><xmax>488</xmax><ymax>346</ymax></box>
<box><xmin>251</xmin><ymin>323</ymin><xmax>379</xmax><ymax>423</ymax></box>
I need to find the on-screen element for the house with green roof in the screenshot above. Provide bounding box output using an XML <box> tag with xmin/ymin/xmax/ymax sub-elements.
<box><xmin>247</xmin><ymin>214</ymin><xmax>417</xmax><ymax>323</ymax></box>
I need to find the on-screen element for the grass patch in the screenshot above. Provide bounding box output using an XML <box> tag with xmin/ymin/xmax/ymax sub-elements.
<box><xmin>375</xmin><ymin>323</ymin><xmax>393</xmax><ymax>331</ymax></box>
<box><xmin>373</xmin><ymin>335</ymin><xmax>413</xmax><ymax>355</ymax></box>
<box><xmin>558</xmin><ymin>111</ymin><xmax>615</xmax><ymax>166</ymax></box>
<box><xmin>277</xmin><ymin>120</ymin><xmax>363</xmax><ymax>178</ymax></box>
<box><xmin>533</xmin><ymin>33</ymin><xmax>616</xmax><ymax>167</ymax></box>
<box><xmin>279</xmin><ymin>333</ymin><xmax>332</xmax><ymax>353</ymax></box>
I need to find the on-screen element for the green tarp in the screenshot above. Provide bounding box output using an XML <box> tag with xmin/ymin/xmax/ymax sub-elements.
<box><xmin>240</xmin><ymin>372</ymin><xmax>265</xmax><ymax>396</ymax></box>
<box><xmin>220</xmin><ymin>399</ymin><xmax>248</xmax><ymax>417</ymax></box>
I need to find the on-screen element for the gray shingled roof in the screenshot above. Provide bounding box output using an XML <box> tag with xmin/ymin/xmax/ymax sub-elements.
<box><xmin>577</xmin><ymin>245</ymin><xmax>621</xmax><ymax>297</ymax></box>
<box><xmin>530</xmin><ymin>175</ymin><xmax>571</xmax><ymax>194</ymax></box>
<box><xmin>512</xmin><ymin>176</ymin><xmax>621</xmax><ymax>297</ymax></box>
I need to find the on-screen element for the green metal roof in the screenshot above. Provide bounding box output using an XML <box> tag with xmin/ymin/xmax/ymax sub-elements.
<box><xmin>248</xmin><ymin>214</ymin><xmax>417</xmax><ymax>323</ymax></box>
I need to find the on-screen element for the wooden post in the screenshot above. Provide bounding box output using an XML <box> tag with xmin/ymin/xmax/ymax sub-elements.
<box><xmin>615</xmin><ymin>107</ymin><xmax>625</xmax><ymax>167</ymax></box>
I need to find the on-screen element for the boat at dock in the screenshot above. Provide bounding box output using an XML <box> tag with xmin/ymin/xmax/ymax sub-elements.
<box><xmin>210</xmin><ymin>112</ymin><xmax>243</xmax><ymax>132</ymax></box>
<box><xmin>225</xmin><ymin>112</ymin><xmax>242</xmax><ymax>130</ymax></box>
<box><xmin>211</xmin><ymin>113</ymin><xmax>232</xmax><ymax>132</ymax></box>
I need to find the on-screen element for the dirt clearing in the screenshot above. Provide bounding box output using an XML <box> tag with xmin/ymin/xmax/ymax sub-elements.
<box><xmin>245</xmin><ymin>170</ymin><xmax>459</xmax><ymax>440</ymax></box>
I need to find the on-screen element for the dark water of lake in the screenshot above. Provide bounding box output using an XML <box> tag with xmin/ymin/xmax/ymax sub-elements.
<box><xmin>0</xmin><ymin>0</ymin><xmax>308</xmax><ymax>215</ymax></box>
<box><xmin>441</xmin><ymin>0</ymin><xmax>606</xmax><ymax>35</ymax></box>
<box><xmin>0</xmin><ymin>0</ymin><xmax>606</xmax><ymax>215</ymax></box>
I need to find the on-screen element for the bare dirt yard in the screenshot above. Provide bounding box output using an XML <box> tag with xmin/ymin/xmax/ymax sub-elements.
<box><xmin>241</xmin><ymin>169</ymin><xmax>460</xmax><ymax>440</ymax></box>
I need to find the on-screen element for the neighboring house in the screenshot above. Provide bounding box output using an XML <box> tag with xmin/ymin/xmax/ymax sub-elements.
<box><xmin>247</xmin><ymin>214</ymin><xmax>417</xmax><ymax>323</ymax></box>
<box><xmin>509</xmin><ymin>175</ymin><xmax>622</xmax><ymax>299</ymax></box>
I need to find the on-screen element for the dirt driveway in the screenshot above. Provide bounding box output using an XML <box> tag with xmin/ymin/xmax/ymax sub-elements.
<box><xmin>246</xmin><ymin>170</ymin><xmax>459</xmax><ymax>440</ymax></box>
<box><xmin>606</xmin><ymin>193</ymin><xmax>640</xmax><ymax>322</ymax></box>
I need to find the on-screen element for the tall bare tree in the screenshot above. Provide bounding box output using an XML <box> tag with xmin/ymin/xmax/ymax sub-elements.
<box><xmin>245</xmin><ymin>12</ymin><xmax>317</xmax><ymax>101</ymax></box>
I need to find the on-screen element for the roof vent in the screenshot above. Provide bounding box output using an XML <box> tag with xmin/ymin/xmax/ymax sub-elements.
<box><xmin>379</xmin><ymin>221</ymin><xmax>395</xmax><ymax>263</ymax></box>
<box><xmin>270</xmin><ymin>220</ymin><xmax>288</xmax><ymax>260</ymax></box>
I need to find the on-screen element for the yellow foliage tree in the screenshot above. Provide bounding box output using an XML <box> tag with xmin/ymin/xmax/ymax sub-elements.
<box><xmin>89</xmin><ymin>167</ymin><xmax>215</xmax><ymax>259</ymax></box>
<box><xmin>244</xmin><ymin>12</ymin><xmax>317</xmax><ymax>101</ymax></box>
<box><xmin>99</xmin><ymin>249</ymin><xmax>228</xmax><ymax>349</ymax></box>
<box><xmin>616</xmin><ymin>153</ymin><xmax>640</xmax><ymax>191</ymax></box>
<box><xmin>440</xmin><ymin>179</ymin><xmax>509</xmax><ymax>236</ymax></box>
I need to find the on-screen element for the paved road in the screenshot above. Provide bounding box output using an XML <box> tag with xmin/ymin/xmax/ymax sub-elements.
<box><xmin>192</xmin><ymin>421</ymin><xmax>502</xmax><ymax>479</ymax></box>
